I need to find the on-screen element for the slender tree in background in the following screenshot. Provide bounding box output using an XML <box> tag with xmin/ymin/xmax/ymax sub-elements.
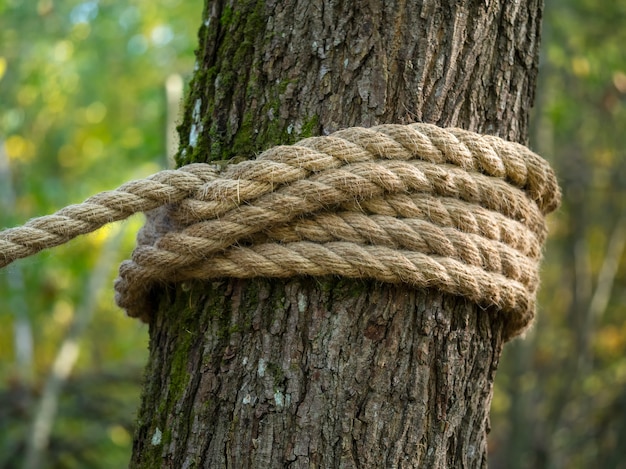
<box><xmin>130</xmin><ymin>1</ymin><xmax>543</xmax><ymax>467</ymax></box>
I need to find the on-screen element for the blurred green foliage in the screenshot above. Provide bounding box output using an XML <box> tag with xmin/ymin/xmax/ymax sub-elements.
<box><xmin>490</xmin><ymin>1</ymin><xmax>626</xmax><ymax>468</ymax></box>
<box><xmin>0</xmin><ymin>0</ymin><xmax>199</xmax><ymax>467</ymax></box>
<box><xmin>1</xmin><ymin>0</ymin><xmax>626</xmax><ymax>468</ymax></box>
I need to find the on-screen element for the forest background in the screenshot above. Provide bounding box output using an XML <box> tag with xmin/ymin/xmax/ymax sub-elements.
<box><xmin>0</xmin><ymin>1</ymin><xmax>625</xmax><ymax>468</ymax></box>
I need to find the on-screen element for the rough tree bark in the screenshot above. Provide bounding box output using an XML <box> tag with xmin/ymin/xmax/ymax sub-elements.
<box><xmin>130</xmin><ymin>1</ymin><xmax>543</xmax><ymax>467</ymax></box>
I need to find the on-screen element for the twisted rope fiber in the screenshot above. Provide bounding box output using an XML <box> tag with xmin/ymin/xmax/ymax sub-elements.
<box><xmin>0</xmin><ymin>123</ymin><xmax>560</xmax><ymax>339</ymax></box>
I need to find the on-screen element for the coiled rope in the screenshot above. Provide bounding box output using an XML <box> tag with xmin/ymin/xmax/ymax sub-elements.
<box><xmin>0</xmin><ymin>123</ymin><xmax>561</xmax><ymax>339</ymax></box>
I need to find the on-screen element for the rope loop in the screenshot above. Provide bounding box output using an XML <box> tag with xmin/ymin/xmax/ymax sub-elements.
<box><xmin>0</xmin><ymin>123</ymin><xmax>561</xmax><ymax>339</ymax></box>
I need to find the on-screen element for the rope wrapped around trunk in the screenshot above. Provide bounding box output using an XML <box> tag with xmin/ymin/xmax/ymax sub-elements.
<box><xmin>0</xmin><ymin>123</ymin><xmax>561</xmax><ymax>339</ymax></box>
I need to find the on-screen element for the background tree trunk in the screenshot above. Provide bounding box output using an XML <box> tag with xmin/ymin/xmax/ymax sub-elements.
<box><xmin>130</xmin><ymin>1</ymin><xmax>543</xmax><ymax>467</ymax></box>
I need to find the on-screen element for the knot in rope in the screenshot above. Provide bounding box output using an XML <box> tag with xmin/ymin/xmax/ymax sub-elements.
<box><xmin>0</xmin><ymin>123</ymin><xmax>560</xmax><ymax>339</ymax></box>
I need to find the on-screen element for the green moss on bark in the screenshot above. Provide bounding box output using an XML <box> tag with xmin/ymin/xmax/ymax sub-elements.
<box><xmin>174</xmin><ymin>1</ymin><xmax>323</xmax><ymax>168</ymax></box>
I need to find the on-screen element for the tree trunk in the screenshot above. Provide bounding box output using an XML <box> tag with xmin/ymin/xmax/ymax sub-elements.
<box><xmin>130</xmin><ymin>1</ymin><xmax>543</xmax><ymax>467</ymax></box>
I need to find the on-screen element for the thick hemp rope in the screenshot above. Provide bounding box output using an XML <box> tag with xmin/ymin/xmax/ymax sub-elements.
<box><xmin>0</xmin><ymin>123</ymin><xmax>560</xmax><ymax>339</ymax></box>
